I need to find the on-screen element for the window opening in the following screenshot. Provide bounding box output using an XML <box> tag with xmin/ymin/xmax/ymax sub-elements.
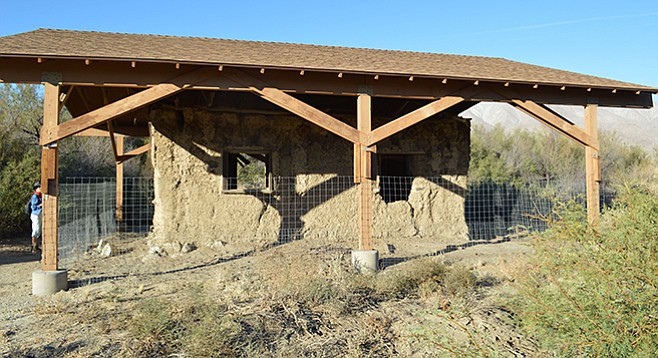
<box><xmin>378</xmin><ymin>154</ymin><xmax>413</xmax><ymax>203</ymax></box>
<box><xmin>223</xmin><ymin>152</ymin><xmax>271</xmax><ymax>191</ymax></box>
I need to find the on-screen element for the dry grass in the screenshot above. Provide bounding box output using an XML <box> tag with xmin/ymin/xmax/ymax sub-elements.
<box><xmin>2</xmin><ymin>237</ymin><xmax>537</xmax><ymax>356</ymax></box>
<box><xmin>115</xmin><ymin>244</ymin><xmax>493</xmax><ymax>357</ymax></box>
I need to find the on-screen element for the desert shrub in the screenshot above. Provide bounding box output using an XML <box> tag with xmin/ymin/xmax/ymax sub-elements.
<box><xmin>123</xmin><ymin>254</ymin><xmax>482</xmax><ymax>357</ymax></box>
<box><xmin>262</xmin><ymin>250</ymin><xmax>351</xmax><ymax>307</ymax></box>
<box><xmin>127</xmin><ymin>299</ymin><xmax>185</xmax><ymax>356</ymax></box>
<box><xmin>180</xmin><ymin>304</ymin><xmax>244</xmax><ymax>357</ymax></box>
<box><xmin>374</xmin><ymin>257</ymin><xmax>476</xmax><ymax>302</ymax></box>
<box><xmin>515</xmin><ymin>185</ymin><xmax>658</xmax><ymax>356</ymax></box>
<box><xmin>442</xmin><ymin>266</ymin><xmax>477</xmax><ymax>297</ymax></box>
<box><xmin>374</xmin><ymin>257</ymin><xmax>448</xmax><ymax>299</ymax></box>
<box><xmin>127</xmin><ymin>294</ymin><xmax>254</xmax><ymax>357</ymax></box>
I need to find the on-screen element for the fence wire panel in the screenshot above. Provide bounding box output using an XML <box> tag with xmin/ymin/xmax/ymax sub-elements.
<box><xmin>374</xmin><ymin>176</ymin><xmax>613</xmax><ymax>242</ymax></box>
<box><xmin>59</xmin><ymin>176</ymin><xmax>361</xmax><ymax>286</ymax></box>
<box><xmin>464</xmin><ymin>179</ymin><xmax>614</xmax><ymax>241</ymax></box>
<box><xmin>56</xmin><ymin>175</ymin><xmax>614</xmax><ymax>286</ymax></box>
<box><xmin>58</xmin><ymin>177</ymin><xmax>153</xmax><ymax>266</ymax></box>
<box><xmin>244</xmin><ymin>175</ymin><xmax>358</xmax><ymax>243</ymax></box>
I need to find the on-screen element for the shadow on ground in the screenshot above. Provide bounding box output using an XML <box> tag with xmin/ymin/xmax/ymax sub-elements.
<box><xmin>68</xmin><ymin>250</ymin><xmax>254</xmax><ymax>288</ymax></box>
<box><xmin>380</xmin><ymin>236</ymin><xmax>514</xmax><ymax>269</ymax></box>
<box><xmin>0</xmin><ymin>250</ymin><xmax>40</xmax><ymax>266</ymax></box>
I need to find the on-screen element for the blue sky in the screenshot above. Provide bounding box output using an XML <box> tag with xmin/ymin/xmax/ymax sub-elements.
<box><xmin>1</xmin><ymin>0</ymin><xmax>657</xmax><ymax>88</ymax></box>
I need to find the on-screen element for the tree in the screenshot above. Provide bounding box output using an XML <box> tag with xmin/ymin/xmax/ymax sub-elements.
<box><xmin>0</xmin><ymin>83</ymin><xmax>153</xmax><ymax>238</ymax></box>
<box><xmin>0</xmin><ymin>84</ymin><xmax>42</xmax><ymax>237</ymax></box>
<box><xmin>469</xmin><ymin>124</ymin><xmax>654</xmax><ymax>190</ymax></box>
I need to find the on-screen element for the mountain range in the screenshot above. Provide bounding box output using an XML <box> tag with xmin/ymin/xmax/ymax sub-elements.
<box><xmin>461</xmin><ymin>97</ymin><xmax>658</xmax><ymax>150</ymax></box>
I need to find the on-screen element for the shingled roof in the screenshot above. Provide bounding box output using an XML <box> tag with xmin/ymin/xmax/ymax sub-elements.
<box><xmin>0</xmin><ymin>28</ymin><xmax>656</xmax><ymax>92</ymax></box>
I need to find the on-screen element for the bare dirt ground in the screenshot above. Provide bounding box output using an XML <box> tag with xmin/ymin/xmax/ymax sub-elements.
<box><xmin>1</xmin><ymin>235</ymin><xmax>538</xmax><ymax>357</ymax></box>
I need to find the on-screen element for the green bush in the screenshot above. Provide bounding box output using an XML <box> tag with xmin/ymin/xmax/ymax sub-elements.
<box><xmin>469</xmin><ymin>124</ymin><xmax>654</xmax><ymax>188</ymax></box>
<box><xmin>515</xmin><ymin>185</ymin><xmax>658</xmax><ymax>356</ymax></box>
<box><xmin>0</xmin><ymin>149</ymin><xmax>40</xmax><ymax>237</ymax></box>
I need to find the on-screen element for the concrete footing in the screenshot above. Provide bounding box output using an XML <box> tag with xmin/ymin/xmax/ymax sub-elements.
<box><xmin>32</xmin><ymin>270</ymin><xmax>68</xmax><ymax>296</ymax></box>
<box><xmin>351</xmin><ymin>250</ymin><xmax>379</xmax><ymax>274</ymax></box>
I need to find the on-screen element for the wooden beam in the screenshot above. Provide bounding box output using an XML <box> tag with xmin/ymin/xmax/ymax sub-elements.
<box><xmin>101</xmin><ymin>87</ymin><xmax>110</xmax><ymax>105</ymax></box>
<box><xmin>40</xmin><ymin>67</ymin><xmax>217</xmax><ymax>145</ymax></box>
<box><xmin>116</xmin><ymin>143</ymin><xmax>151</xmax><ymax>163</ymax></box>
<box><xmin>107</xmin><ymin>120</ymin><xmax>119</xmax><ymax>162</ymax></box>
<box><xmin>254</xmin><ymin>87</ymin><xmax>361</xmax><ymax>144</ymax></box>
<box><xmin>116</xmin><ymin>135</ymin><xmax>124</xmax><ymax>224</ymax></box>
<box><xmin>221</xmin><ymin>68</ymin><xmax>363</xmax><ymax>143</ymax></box>
<box><xmin>40</xmin><ymin>82</ymin><xmax>59</xmax><ymax>271</ymax></box>
<box><xmin>358</xmin><ymin>94</ymin><xmax>372</xmax><ymax>179</ymax></box>
<box><xmin>367</xmin><ymin>95</ymin><xmax>465</xmax><ymax>146</ymax></box>
<box><xmin>75</xmin><ymin>86</ymin><xmax>92</xmax><ymax>112</ymax></box>
<box><xmin>60</xmin><ymin>85</ymin><xmax>75</xmax><ymax>109</ymax></box>
<box><xmin>72</xmin><ymin>126</ymin><xmax>149</xmax><ymax>137</ymax></box>
<box><xmin>510</xmin><ymin>99</ymin><xmax>596</xmax><ymax>150</ymax></box>
<box><xmin>2</xmin><ymin>58</ymin><xmax>653</xmax><ymax>107</ymax></box>
<box><xmin>44</xmin><ymin>83</ymin><xmax>176</xmax><ymax>144</ymax></box>
<box><xmin>353</xmin><ymin>143</ymin><xmax>362</xmax><ymax>183</ymax></box>
<box><xmin>73</xmin><ymin>128</ymin><xmax>115</xmax><ymax>137</ymax></box>
<box><xmin>356</xmin><ymin>93</ymin><xmax>373</xmax><ymax>251</ymax></box>
<box><xmin>585</xmin><ymin>103</ymin><xmax>600</xmax><ymax>227</ymax></box>
<box><xmin>358</xmin><ymin>179</ymin><xmax>373</xmax><ymax>251</ymax></box>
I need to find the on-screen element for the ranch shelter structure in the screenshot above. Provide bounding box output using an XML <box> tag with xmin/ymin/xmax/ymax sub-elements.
<box><xmin>0</xmin><ymin>29</ymin><xmax>656</xmax><ymax>293</ymax></box>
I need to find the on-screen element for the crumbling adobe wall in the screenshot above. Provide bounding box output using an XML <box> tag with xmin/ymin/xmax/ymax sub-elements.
<box><xmin>149</xmin><ymin>107</ymin><xmax>469</xmax><ymax>250</ymax></box>
<box><xmin>371</xmin><ymin>116</ymin><xmax>470</xmax><ymax>244</ymax></box>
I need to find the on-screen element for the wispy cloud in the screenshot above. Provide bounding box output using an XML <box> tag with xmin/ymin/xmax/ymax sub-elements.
<box><xmin>483</xmin><ymin>11</ymin><xmax>658</xmax><ymax>34</ymax></box>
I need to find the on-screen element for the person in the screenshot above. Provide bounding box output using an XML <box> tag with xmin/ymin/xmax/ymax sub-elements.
<box><xmin>29</xmin><ymin>182</ymin><xmax>42</xmax><ymax>253</ymax></box>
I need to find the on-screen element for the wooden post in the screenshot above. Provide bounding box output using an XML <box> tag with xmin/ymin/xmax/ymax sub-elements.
<box><xmin>41</xmin><ymin>82</ymin><xmax>60</xmax><ymax>271</ymax></box>
<box><xmin>357</xmin><ymin>93</ymin><xmax>373</xmax><ymax>251</ymax></box>
<box><xmin>585</xmin><ymin>103</ymin><xmax>600</xmax><ymax>226</ymax></box>
<box><xmin>116</xmin><ymin>135</ymin><xmax>124</xmax><ymax>225</ymax></box>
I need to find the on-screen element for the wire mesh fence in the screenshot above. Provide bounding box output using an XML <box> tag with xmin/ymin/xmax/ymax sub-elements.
<box><xmin>56</xmin><ymin>175</ymin><xmax>613</xmax><ymax>286</ymax></box>
<box><xmin>58</xmin><ymin>177</ymin><xmax>153</xmax><ymax>266</ymax></box>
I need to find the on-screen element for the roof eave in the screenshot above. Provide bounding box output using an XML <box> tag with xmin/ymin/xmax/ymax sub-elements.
<box><xmin>2</xmin><ymin>53</ymin><xmax>656</xmax><ymax>95</ymax></box>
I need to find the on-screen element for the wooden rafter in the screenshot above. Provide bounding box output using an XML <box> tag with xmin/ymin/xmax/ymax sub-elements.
<box><xmin>60</xmin><ymin>85</ymin><xmax>75</xmax><ymax>109</ymax></box>
<box><xmin>74</xmin><ymin>128</ymin><xmax>119</xmax><ymax>137</ymax></box>
<box><xmin>75</xmin><ymin>86</ymin><xmax>92</xmax><ymax>112</ymax></box>
<box><xmin>510</xmin><ymin>99</ymin><xmax>596</xmax><ymax>150</ymax></box>
<box><xmin>255</xmin><ymin>87</ymin><xmax>361</xmax><ymax>144</ymax></box>
<box><xmin>40</xmin><ymin>67</ymin><xmax>217</xmax><ymax>145</ymax></box>
<box><xmin>116</xmin><ymin>143</ymin><xmax>150</xmax><ymax>163</ymax></box>
<box><xmin>367</xmin><ymin>96</ymin><xmax>465</xmax><ymax>146</ymax></box>
<box><xmin>107</xmin><ymin>120</ymin><xmax>119</xmax><ymax>162</ymax></box>
<box><xmin>226</xmin><ymin>68</ymin><xmax>482</xmax><ymax>147</ymax></box>
<box><xmin>222</xmin><ymin>68</ymin><xmax>362</xmax><ymax>144</ymax></box>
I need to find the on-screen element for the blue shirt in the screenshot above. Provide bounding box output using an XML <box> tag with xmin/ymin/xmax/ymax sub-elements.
<box><xmin>30</xmin><ymin>193</ymin><xmax>42</xmax><ymax>215</ymax></box>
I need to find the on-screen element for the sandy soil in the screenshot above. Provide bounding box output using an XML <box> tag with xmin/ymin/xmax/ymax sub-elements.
<box><xmin>0</xmin><ymin>235</ymin><xmax>538</xmax><ymax>357</ymax></box>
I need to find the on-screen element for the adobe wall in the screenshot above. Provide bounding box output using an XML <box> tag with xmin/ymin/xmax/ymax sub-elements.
<box><xmin>149</xmin><ymin>107</ymin><xmax>470</xmax><ymax>251</ymax></box>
